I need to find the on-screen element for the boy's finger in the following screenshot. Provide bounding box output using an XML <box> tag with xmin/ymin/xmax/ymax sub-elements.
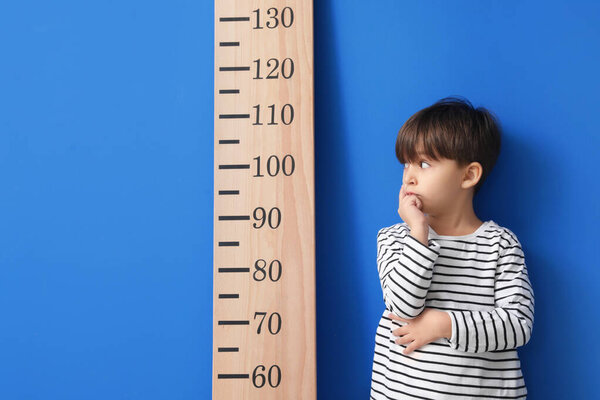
<box><xmin>388</xmin><ymin>313</ymin><xmax>407</xmax><ymax>322</ymax></box>
<box><xmin>403</xmin><ymin>343</ymin><xmax>416</xmax><ymax>355</ymax></box>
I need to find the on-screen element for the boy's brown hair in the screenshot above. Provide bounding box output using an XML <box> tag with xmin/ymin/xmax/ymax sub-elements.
<box><xmin>395</xmin><ymin>96</ymin><xmax>502</xmax><ymax>195</ymax></box>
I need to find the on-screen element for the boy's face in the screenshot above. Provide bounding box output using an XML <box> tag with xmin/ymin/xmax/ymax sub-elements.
<box><xmin>402</xmin><ymin>150</ymin><xmax>472</xmax><ymax>216</ymax></box>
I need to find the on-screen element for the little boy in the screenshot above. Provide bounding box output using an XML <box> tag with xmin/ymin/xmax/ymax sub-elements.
<box><xmin>370</xmin><ymin>97</ymin><xmax>534</xmax><ymax>399</ymax></box>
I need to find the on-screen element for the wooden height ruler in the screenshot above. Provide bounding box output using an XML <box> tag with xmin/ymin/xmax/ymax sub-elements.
<box><xmin>213</xmin><ymin>1</ymin><xmax>316</xmax><ymax>399</ymax></box>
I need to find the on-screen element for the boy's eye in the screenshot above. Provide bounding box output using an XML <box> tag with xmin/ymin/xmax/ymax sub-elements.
<box><xmin>403</xmin><ymin>161</ymin><xmax>430</xmax><ymax>169</ymax></box>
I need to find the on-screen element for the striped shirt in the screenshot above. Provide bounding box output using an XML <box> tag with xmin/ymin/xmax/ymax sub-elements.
<box><xmin>370</xmin><ymin>219</ymin><xmax>534</xmax><ymax>399</ymax></box>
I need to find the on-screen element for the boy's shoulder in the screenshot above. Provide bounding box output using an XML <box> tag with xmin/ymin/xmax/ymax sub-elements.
<box><xmin>490</xmin><ymin>222</ymin><xmax>524</xmax><ymax>255</ymax></box>
<box><xmin>489</xmin><ymin>221</ymin><xmax>522</xmax><ymax>246</ymax></box>
<box><xmin>377</xmin><ymin>221</ymin><xmax>409</xmax><ymax>237</ymax></box>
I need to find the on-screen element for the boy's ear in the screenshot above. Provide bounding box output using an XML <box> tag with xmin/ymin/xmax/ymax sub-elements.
<box><xmin>461</xmin><ymin>161</ymin><xmax>483</xmax><ymax>190</ymax></box>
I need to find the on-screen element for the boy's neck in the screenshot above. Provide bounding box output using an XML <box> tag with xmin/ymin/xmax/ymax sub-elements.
<box><xmin>426</xmin><ymin>211</ymin><xmax>483</xmax><ymax>237</ymax></box>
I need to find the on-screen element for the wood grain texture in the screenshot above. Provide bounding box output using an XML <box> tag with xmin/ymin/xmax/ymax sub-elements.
<box><xmin>213</xmin><ymin>1</ymin><xmax>315</xmax><ymax>399</ymax></box>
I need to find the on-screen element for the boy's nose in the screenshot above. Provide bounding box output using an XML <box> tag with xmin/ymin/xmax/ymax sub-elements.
<box><xmin>403</xmin><ymin>172</ymin><xmax>416</xmax><ymax>185</ymax></box>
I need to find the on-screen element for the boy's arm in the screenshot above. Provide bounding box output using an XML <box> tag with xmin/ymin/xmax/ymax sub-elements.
<box><xmin>443</xmin><ymin>237</ymin><xmax>535</xmax><ymax>353</ymax></box>
<box><xmin>377</xmin><ymin>226</ymin><xmax>441</xmax><ymax>319</ymax></box>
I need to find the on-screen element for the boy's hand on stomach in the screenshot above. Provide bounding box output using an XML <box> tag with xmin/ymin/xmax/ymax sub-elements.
<box><xmin>388</xmin><ymin>308</ymin><xmax>451</xmax><ymax>355</ymax></box>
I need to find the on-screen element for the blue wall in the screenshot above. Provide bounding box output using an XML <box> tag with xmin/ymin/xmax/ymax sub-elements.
<box><xmin>1</xmin><ymin>1</ymin><xmax>598</xmax><ymax>399</ymax></box>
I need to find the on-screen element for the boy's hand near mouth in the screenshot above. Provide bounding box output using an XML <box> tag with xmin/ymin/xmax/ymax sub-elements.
<box><xmin>398</xmin><ymin>183</ymin><xmax>428</xmax><ymax>246</ymax></box>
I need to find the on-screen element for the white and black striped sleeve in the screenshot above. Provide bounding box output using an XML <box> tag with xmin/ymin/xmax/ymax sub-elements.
<box><xmin>377</xmin><ymin>226</ymin><xmax>441</xmax><ymax>319</ymax></box>
<box><xmin>444</xmin><ymin>235</ymin><xmax>535</xmax><ymax>353</ymax></box>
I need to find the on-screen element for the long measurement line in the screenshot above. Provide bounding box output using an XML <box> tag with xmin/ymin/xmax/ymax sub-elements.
<box><xmin>218</xmin><ymin>373</ymin><xmax>249</xmax><ymax>379</ymax></box>
<box><xmin>218</xmin><ymin>267</ymin><xmax>249</xmax><ymax>273</ymax></box>
<box><xmin>218</xmin><ymin>164</ymin><xmax>250</xmax><ymax>169</ymax></box>
<box><xmin>219</xmin><ymin>16</ymin><xmax>250</xmax><ymax>22</ymax></box>
<box><xmin>218</xmin><ymin>215</ymin><xmax>250</xmax><ymax>221</ymax></box>
<box><xmin>218</xmin><ymin>320</ymin><xmax>249</xmax><ymax>326</ymax></box>
<box><xmin>219</xmin><ymin>66</ymin><xmax>249</xmax><ymax>72</ymax></box>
